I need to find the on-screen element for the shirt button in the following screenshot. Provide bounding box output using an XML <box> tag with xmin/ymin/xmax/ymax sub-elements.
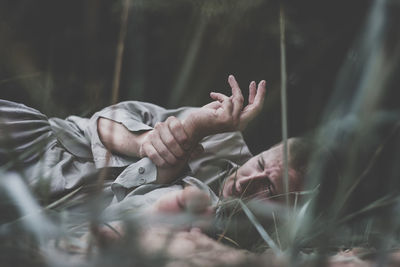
<box><xmin>138</xmin><ymin>178</ymin><xmax>146</xmax><ymax>185</ymax></box>
<box><xmin>138</xmin><ymin>167</ymin><xmax>145</xmax><ymax>174</ymax></box>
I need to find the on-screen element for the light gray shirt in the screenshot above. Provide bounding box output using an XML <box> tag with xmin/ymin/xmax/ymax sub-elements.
<box><xmin>49</xmin><ymin>101</ymin><xmax>253</xmax><ymax>213</ymax></box>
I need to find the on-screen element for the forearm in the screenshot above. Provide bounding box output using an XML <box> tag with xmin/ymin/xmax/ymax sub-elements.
<box><xmin>97</xmin><ymin>117</ymin><xmax>191</xmax><ymax>184</ymax></box>
<box><xmin>97</xmin><ymin>117</ymin><xmax>149</xmax><ymax>157</ymax></box>
<box><xmin>181</xmin><ymin>112</ymin><xmax>211</xmax><ymax>144</ymax></box>
<box><xmin>182</xmin><ymin>109</ymin><xmax>230</xmax><ymax>141</ymax></box>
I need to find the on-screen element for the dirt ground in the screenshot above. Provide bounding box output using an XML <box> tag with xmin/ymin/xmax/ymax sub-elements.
<box><xmin>52</xmin><ymin>227</ymin><xmax>400</xmax><ymax>267</ymax></box>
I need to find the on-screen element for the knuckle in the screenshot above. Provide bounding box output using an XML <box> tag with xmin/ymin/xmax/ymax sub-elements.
<box><xmin>167</xmin><ymin>116</ymin><xmax>177</xmax><ymax>122</ymax></box>
<box><xmin>148</xmin><ymin>152</ymin><xmax>157</xmax><ymax>162</ymax></box>
<box><xmin>146</xmin><ymin>147</ymin><xmax>155</xmax><ymax>157</ymax></box>
<box><xmin>159</xmin><ymin>149</ymin><xmax>169</xmax><ymax>158</ymax></box>
<box><xmin>165</xmin><ymin>136</ymin><xmax>175</xmax><ymax>147</ymax></box>
<box><xmin>177</xmin><ymin>135</ymin><xmax>188</xmax><ymax>145</ymax></box>
<box><xmin>177</xmin><ymin>134</ymin><xmax>188</xmax><ymax>144</ymax></box>
<box><xmin>154</xmin><ymin>122</ymin><xmax>162</xmax><ymax>130</ymax></box>
<box><xmin>170</xmin><ymin>119</ymin><xmax>181</xmax><ymax>131</ymax></box>
<box><xmin>165</xmin><ymin>117</ymin><xmax>173</xmax><ymax>124</ymax></box>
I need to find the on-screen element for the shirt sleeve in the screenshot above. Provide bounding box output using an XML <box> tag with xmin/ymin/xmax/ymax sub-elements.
<box><xmin>111</xmin><ymin>157</ymin><xmax>158</xmax><ymax>201</ymax></box>
<box><xmin>85</xmin><ymin>101</ymin><xmax>165</xmax><ymax>168</ymax></box>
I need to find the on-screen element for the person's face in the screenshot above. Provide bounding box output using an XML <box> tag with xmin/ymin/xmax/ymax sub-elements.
<box><xmin>222</xmin><ymin>143</ymin><xmax>301</xmax><ymax>202</ymax></box>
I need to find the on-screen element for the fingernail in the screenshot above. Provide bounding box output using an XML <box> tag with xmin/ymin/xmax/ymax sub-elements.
<box><xmin>261</xmin><ymin>80</ymin><xmax>266</xmax><ymax>86</ymax></box>
<box><xmin>229</xmin><ymin>75</ymin><xmax>234</xmax><ymax>79</ymax></box>
<box><xmin>251</xmin><ymin>81</ymin><xmax>256</xmax><ymax>85</ymax></box>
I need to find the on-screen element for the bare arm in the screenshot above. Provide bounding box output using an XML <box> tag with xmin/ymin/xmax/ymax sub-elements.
<box><xmin>97</xmin><ymin>117</ymin><xmax>148</xmax><ymax>158</ymax></box>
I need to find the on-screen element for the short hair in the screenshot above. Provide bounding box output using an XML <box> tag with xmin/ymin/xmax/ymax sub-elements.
<box><xmin>284</xmin><ymin>137</ymin><xmax>314</xmax><ymax>194</ymax></box>
<box><xmin>288</xmin><ymin>137</ymin><xmax>313</xmax><ymax>178</ymax></box>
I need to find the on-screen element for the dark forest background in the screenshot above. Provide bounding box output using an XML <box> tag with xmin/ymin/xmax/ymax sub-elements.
<box><xmin>1</xmin><ymin>0</ymin><xmax>396</xmax><ymax>154</ymax></box>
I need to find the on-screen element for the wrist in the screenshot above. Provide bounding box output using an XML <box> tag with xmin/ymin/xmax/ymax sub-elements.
<box><xmin>182</xmin><ymin>114</ymin><xmax>205</xmax><ymax>145</ymax></box>
<box><xmin>136</xmin><ymin>131</ymin><xmax>150</xmax><ymax>157</ymax></box>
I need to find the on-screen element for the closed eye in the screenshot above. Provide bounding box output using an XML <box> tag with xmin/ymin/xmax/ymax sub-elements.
<box><xmin>257</xmin><ymin>156</ymin><xmax>264</xmax><ymax>171</ymax></box>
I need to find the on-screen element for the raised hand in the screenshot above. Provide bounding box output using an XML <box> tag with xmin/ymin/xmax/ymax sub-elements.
<box><xmin>185</xmin><ymin>75</ymin><xmax>266</xmax><ymax>137</ymax></box>
<box><xmin>236</xmin><ymin>77</ymin><xmax>266</xmax><ymax>130</ymax></box>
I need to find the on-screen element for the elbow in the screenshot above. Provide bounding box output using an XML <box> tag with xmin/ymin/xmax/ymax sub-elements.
<box><xmin>97</xmin><ymin>117</ymin><xmax>118</xmax><ymax>151</ymax></box>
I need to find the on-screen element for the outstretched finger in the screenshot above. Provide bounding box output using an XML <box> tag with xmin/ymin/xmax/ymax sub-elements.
<box><xmin>238</xmin><ymin>80</ymin><xmax>266</xmax><ymax>130</ymax></box>
<box><xmin>228</xmin><ymin>75</ymin><xmax>244</xmax><ymax>120</ymax></box>
<box><xmin>210</xmin><ymin>92</ymin><xmax>229</xmax><ymax>102</ymax></box>
<box><xmin>228</xmin><ymin>75</ymin><xmax>243</xmax><ymax>99</ymax></box>
<box><xmin>253</xmin><ymin>80</ymin><xmax>266</xmax><ymax>107</ymax></box>
<box><xmin>248</xmin><ymin>81</ymin><xmax>257</xmax><ymax>104</ymax></box>
<box><xmin>220</xmin><ymin>93</ymin><xmax>233</xmax><ymax>114</ymax></box>
<box><xmin>203</xmin><ymin>100</ymin><xmax>222</xmax><ymax>110</ymax></box>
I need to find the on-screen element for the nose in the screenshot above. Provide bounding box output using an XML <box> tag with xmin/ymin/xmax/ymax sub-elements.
<box><xmin>235</xmin><ymin>172</ymin><xmax>268</xmax><ymax>196</ymax></box>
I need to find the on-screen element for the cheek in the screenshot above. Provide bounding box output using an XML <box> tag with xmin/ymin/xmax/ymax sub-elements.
<box><xmin>271</xmin><ymin>171</ymin><xmax>300</xmax><ymax>194</ymax></box>
<box><xmin>269</xmin><ymin>171</ymin><xmax>285</xmax><ymax>194</ymax></box>
<box><xmin>235</xmin><ymin>165</ymin><xmax>252</xmax><ymax>178</ymax></box>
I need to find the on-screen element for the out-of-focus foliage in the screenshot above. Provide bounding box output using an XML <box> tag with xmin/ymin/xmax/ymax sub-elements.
<box><xmin>1</xmin><ymin>0</ymin><xmax>400</xmax><ymax>266</ymax></box>
<box><xmin>0</xmin><ymin>0</ymin><xmax>381</xmax><ymax>153</ymax></box>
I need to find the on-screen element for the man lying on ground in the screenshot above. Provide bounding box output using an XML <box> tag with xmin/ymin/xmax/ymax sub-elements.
<box><xmin>0</xmin><ymin>75</ymin><xmax>309</xmax><ymax>234</ymax></box>
<box><xmin>91</xmin><ymin>75</ymin><xmax>310</xmax><ymax>239</ymax></box>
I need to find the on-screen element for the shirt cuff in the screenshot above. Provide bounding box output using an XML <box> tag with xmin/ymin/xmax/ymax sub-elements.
<box><xmin>111</xmin><ymin>158</ymin><xmax>157</xmax><ymax>201</ymax></box>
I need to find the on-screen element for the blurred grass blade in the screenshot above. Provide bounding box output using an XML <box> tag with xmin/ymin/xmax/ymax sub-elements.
<box><xmin>239</xmin><ymin>199</ymin><xmax>281</xmax><ymax>256</ymax></box>
<box><xmin>339</xmin><ymin>194</ymin><xmax>397</xmax><ymax>224</ymax></box>
<box><xmin>279</xmin><ymin>2</ymin><xmax>289</xmax><ymax>207</ymax></box>
<box><xmin>45</xmin><ymin>186</ymin><xmax>83</xmax><ymax>210</ymax></box>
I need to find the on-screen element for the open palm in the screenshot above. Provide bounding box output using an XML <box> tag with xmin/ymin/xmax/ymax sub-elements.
<box><xmin>202</xmin><ymin>75</ymin><xmax>266</xmax><ymax>132</ymax></box>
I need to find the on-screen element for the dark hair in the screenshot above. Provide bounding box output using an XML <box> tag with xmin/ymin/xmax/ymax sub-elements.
<box><xmin>289</xmin><ymin>137</ymin><xmax>313</xmax><ymax>176</ymax></box>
